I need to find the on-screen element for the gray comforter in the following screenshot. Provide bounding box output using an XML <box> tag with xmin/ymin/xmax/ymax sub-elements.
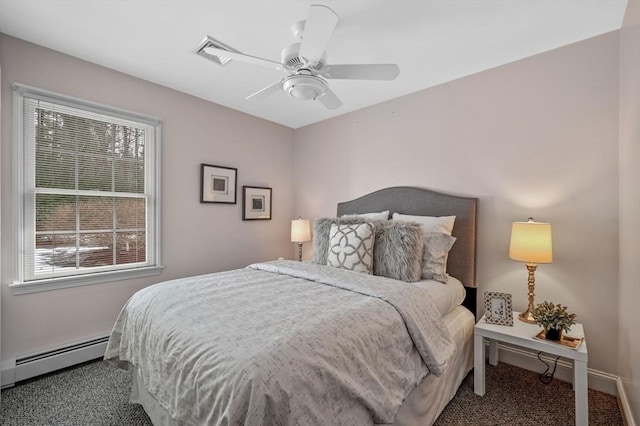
<box><xmin>104</xmin><ymin>260</ymin><xmax>455</xmax><ymax>425</ymax></box>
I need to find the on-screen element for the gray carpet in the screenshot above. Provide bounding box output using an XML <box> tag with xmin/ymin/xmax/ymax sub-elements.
<box><xmin>435</xmin><ymin>362</ymin><xmax>623</xmax><ymax>426</ymax></box>
<box><xmin>1</xmin><ymin>360</ymin><xmax>151</xmax><ymax>426</ymax></box>
<box><xmin>0</xmin><ymin>359</ymin><xmax>623</xmax><ymax>425</ymax></box>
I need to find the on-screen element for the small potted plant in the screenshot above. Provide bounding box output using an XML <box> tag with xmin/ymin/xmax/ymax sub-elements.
<box><xmin>531</xmin><ymin>301</ymin><xmax>577</xmax><ymax>341</ymax></box>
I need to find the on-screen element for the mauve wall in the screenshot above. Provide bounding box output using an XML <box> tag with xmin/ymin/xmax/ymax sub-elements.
<box><xmin>618</xmin><ymin>1</ymin><xmax>640</xmax><ymax>422</ymax></box>
<box><xmin>293</xmin><ymin>32</ymin><xmax>620</xmax><ymax>375</ymax></box>
<box><xmin>0</xmin><ymin>34</ymin><xmax>294</xmax><ymax>358</ymax></box>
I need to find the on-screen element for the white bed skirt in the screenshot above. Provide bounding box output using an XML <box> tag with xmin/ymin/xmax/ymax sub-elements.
<box><xmin>130</xmin><ymin>305</ymin><xmax>475</xmax><ymax>426</ymax></box>
<box><xmin>393</xmin><ymin>305</ymin><xmax>475</xmax><ymax>425</ymax></box>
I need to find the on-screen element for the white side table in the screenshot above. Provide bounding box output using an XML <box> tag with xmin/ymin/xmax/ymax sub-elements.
<box><xmin>474</xmin><ymin>312</ymin><xmax>588</xmax><ymax>426</ymax></box>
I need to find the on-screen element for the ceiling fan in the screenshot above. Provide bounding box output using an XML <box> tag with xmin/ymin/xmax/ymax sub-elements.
<box><xmin>195</xmin><ymin>4</ymin><xmax>400</xmax><ymax>110</ymax></box>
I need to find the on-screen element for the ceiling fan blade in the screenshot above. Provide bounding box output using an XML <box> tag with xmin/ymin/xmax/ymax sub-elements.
<box><xmin>299</xmin><ymin>5</ymin><xmax>338</xmax><ymax>65</ymax></box>
<box><xmin>202</xmin><ymin>46</ymin><xmax>283</xmax><ymax>71</ymax></box>
<box><xmin>246</xmin><ymin>80</ymin><xmax>284</xmax><ymax>101</ymax></box>
<box><xmin>317</xmin><ymin>87</ymin><xmax>342</xmax><ymax>110</ymax></box>
<box><xmin>321</xmin><ymin>64</ymin><xmax>400</xmax><ymax>80</ymax></box>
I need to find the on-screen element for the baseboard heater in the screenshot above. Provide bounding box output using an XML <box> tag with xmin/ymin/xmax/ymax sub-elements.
<box><xmin>2</xmin><ymin>335</ymin><xmax>109</xmax><ymax>388</ymax></box>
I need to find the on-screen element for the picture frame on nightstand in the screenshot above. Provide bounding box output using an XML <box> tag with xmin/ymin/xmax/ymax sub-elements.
<box><xmin>484</xmin><ymin>291</ymin><xmax>514</xmax><ymax>326</ymax></box>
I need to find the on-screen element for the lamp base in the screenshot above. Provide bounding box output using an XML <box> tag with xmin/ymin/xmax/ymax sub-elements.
<box><xmin>296</xmin><ymin>242</ymin><xmax>303</xmax><ymax>262</ymax></box>
<box><xmin>518</xmin><ymin>309</ymin><xmax>536</xmax><ymax>324</ymax></box>
<box><xmin>518</xmin><ymin>263</ymin><xmax>538</xmax><ymax>324</ymax></box>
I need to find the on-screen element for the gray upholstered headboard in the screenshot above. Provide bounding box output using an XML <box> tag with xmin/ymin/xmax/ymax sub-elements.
<box><xmin>337</xmin><ymin>186</ymin><xmax>478</xmax><ymax>315</ymax></box>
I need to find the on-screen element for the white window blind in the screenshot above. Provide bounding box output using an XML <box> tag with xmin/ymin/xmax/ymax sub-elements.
<box><xmin>12</xmin><ymin>84</ymin><xmax>162</xmax><ymax>293</ymax></box>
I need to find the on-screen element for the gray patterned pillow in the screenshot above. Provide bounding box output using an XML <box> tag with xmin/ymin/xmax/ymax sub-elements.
<box><xmin>327</xmin><ymin>223</ymin><xmax>375</xmax><ymax>274</ymax></box>
<box><xmin>313</xmin><ymin>217</ymin><xmax>372</xmax><ymax>265</ymax></box>
<box><xmin>422</xmin><ymin>232</ymin><xmax>457</xmax><ymax>283</ymax></box>
<box><xmin>373</xmin><ymin>222</ymin><xmax>424</xmax><ymax>282</ymax></box>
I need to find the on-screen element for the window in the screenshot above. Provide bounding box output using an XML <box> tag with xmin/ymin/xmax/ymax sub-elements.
<box><xmin>12</xmin><ymin>84</ymin><xmax>162</xmax><ymax>294</ymax></box>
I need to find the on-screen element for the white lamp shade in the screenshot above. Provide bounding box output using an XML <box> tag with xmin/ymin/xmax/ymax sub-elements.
<box><xmin>509</xmin><ymin>219</ymin><xmax>553</xmax><ymax>264</ymax></box>
<box><xmin>291</xmin><ymin>219</ymin><xmax>311</xmax><ymax>243</ymax></box>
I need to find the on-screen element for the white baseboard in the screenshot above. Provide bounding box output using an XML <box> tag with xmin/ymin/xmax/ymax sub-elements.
<box><xmin>492</xmin><ymin>342</ymin><xmax>618</xmax><ymax>396</ymax></box>
<box><xmin>617</xmin><ymin>377</ymin><xmax>638</xmax><ymax>426</ymax></box>
<box><xmin>1</xmin><ymin>335</ymin><xmax>108</xmax><ymax>389</ymax></box>
<box><xmin>1</xmin><ymin>357</ymin><xmax>17</xmax><ymax>388</ymax></box>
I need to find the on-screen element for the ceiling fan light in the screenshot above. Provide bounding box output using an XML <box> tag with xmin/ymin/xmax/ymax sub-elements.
<box><xmin>290</xmin><ymin>85</ymin><xmax>318</xmax><ymax>100</ymax></box>
<box><xmin>282</xmin><ymin>74</ymin><xmax>328</xmax><ymax>101</ymax></box>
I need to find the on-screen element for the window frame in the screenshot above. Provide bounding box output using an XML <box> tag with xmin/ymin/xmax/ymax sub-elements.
<box><xmin>11</xmin><ymin>83</ymin><xmax>163</xmax><ymax>294</ymax></box>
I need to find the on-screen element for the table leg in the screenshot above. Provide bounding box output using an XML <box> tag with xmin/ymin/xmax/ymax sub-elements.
<box><xmin>474</xmin><ymin>334</ymin><xmax>485</xmax><ymax>396</ymax></box>
<box><xmin>574</xmin><ymin>359</ymin><xmax>588</xmax><ymax>426</ymax></box>
<box><xmin>488</xmin><ymin>339</ymin><xmax>499</xmax><ymax>366</ymax></box>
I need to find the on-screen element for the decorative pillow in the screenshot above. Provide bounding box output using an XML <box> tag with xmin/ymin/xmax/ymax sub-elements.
<box><xmin>422</xmin><ymin>232</ymin><xmax>457</xmax><ymax>283</ymax></box>
<box><xmin>373</xmin><ymin>221</ymin><xmax>424</xmax><ymax>282</ymax></box>
<box><xmin>392</xmin><ymin>213</ymin><xmax>456</xmax><ymax>235</ymax></box>
<box><xmin>341</xmin><ymin>210</ymin><xmax>390</xmax><ymax>221</ymax></box>
<box><xmin>392</xmin><ymin>213</ymin><xmax>456</xmax><ymax>277</ymax></box>
<box><xmin>327</xmin><ymin>223</ymin><xmax>375</xmax><ymax>274</ymax></box>
<box><xmin>313</xmin><ymin>217</ymin><xmax>370</xmax><ymax>265</ymax></box>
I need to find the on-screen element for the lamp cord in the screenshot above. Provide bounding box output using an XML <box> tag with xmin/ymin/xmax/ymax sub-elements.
<box><xmin>537</xmin><ymin>351</ymin><xmax>562</xmax><ymax>384</ymax></box>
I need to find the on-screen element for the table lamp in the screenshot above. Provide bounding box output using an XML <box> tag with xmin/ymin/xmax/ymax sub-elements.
<box><xmin>291</xmin><ymin>218</ymin><xmax>311</xmax><ymax>261</ymax></box>
<box><xmin>509</xmin><ymin>217</ymin><xmax>553</xmax><ymax>323</ymax></box>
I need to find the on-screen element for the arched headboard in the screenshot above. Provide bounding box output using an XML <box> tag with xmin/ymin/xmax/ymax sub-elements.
<box><xmin>337</xmin><ymin>186</ymin><xmax>478</xmax><ymax>316</ymax></box>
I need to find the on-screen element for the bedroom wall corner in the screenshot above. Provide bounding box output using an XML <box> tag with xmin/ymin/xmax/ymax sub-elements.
<box><xmin>618</xmin><ymin>0</ymin><xmax>640</xmax><ymax>423</ymax></box>
<box><xmin>292</xmin><ymin>31</ymin><xmax>620</xmax><ymax>377</ymax></box>
<box><xmin>0</xmin><ymin>34</ymin><xmax>295</xmax><ymax>363</ymax></box>
<box><xmin>0</xmin><ymin>60</ymin><xmax>3</xmax><ymax>403</ymax></box>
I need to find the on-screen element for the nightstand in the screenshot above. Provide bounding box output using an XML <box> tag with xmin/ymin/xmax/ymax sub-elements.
<box><xmin>474</xmin><ymin>311</ymin><xmax>588</xmax><ymax>426</ymax></box>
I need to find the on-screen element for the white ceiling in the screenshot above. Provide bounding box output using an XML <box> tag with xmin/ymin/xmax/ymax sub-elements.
<box><xmin>0</xmin><ymin>1</ymin><xmax>628</xmax><ymax>129</ymax></box>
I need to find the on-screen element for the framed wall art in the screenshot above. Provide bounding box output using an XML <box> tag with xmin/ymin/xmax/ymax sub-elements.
<box><xmin>200</xmin><ymin>164</ymin><xmax>237</xmax><ymax>204</ymax></box>
<box><xmin>484</xmin><ymin>291</ymin><xmax>514</xmax><ymax>326</ymax></box>
<box><xmin>242</xmin><ymin>186</ymin><xmax>272</xmax><ymax>220</ymax></box>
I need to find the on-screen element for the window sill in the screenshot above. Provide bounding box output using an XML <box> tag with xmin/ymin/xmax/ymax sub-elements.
<box><xmin>9</xmin><ymin>266</ymin><xmax>164</xmax><ymax>295</ymax></box>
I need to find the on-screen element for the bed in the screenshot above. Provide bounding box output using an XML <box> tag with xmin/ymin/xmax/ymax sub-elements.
<box><xmin>105</xmin><ymin>186</ymin><xmax>478</xmax><ymax>425</ymax></box>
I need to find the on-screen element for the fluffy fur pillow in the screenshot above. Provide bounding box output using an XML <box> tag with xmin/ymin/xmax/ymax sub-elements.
<box><xmin>373</xmin><ymin>222</ymin><xmax>424</xmax><ymax>282</ymax></box>
<box><xmin>422</xmin><ymin>232</ymin><xmax>457</xmax><ymax>283</ymax></box>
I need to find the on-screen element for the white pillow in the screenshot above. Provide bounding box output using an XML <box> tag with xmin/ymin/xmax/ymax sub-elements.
<box><xmin>421</xmin><ymin>232</ymin><xmax>457</xmax><ymax>282</ymax></box>
<box><xmin>327</xmin><ymin>223</ymin><xmax>375</xmax><ymax>274</ymax></box>
<box><xmin>392</xmin><ymin>213</ymin><xmax>455</xmax><ymax>235</ymax></box>
<box><xmin>341</xmin><ymin>210</ymin><xmax>390</xmax><ymax>221</ymax></box>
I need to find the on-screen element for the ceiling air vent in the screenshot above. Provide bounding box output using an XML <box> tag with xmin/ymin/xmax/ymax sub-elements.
<box><xmin>194</xmin><ymin>36</ymin><xmax>239</xmax><ymax>67</ymax></box>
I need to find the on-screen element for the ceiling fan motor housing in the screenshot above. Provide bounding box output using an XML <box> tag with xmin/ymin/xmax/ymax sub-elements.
<box><xmin>281</xmin><ymin>43</ymin><xmax>326</xmax><ymax>71</ymax></box>
<box><xmin>282</xmin><ymin>74</ymin><xmax>328</xmax><ymax>101</ymax></box>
